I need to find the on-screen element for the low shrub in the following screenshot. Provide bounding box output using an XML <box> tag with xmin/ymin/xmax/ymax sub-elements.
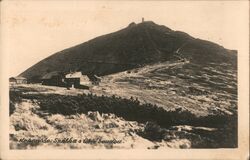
<box><xmin>11</xmin><ymin>91</ymin><xmax>236</xmax><ymax>129</ymax></box>
<box><xmin>9</xmin><ymin>90</ymin><xmax>237</xmax><ymax>148</ymax></box>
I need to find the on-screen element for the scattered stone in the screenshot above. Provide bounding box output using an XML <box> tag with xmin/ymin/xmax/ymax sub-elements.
<box><xmin>87</xmin><ymin>111</ymin><xmax>103</xmax><ymax>122</ymax></box>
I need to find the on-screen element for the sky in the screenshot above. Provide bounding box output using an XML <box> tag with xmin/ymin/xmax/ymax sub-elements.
<box><xmin>1</xmin><ymin>0</ymin><xmax>249</xmax><ymax>77</ymax></box>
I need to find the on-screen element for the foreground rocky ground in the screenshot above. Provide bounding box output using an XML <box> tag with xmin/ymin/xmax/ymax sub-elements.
<box><xmin>10</xmin><ymin>79</ymin><xmax>237</xmax><ymax>149</ymax></box>
<box><xmin>10</xmin><ymin>100</ymin><xmax>153</xmax><ymax>149</ymax></box>
<box><xmin>10</xmin><ymin>98</ymin><xmax>225</xmax><ymax>149</ymax></box>
<box><xmin>12</xmin><ymin>99</ymin><xmax>211</xmax><ymax>149</ymax></box>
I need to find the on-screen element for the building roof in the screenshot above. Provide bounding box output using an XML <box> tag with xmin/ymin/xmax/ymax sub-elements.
<box><xmin>10</xmin><ymin>76</ymin><xmax>27</xmax><ymax>80</ymax></box>
<box><xmin>65</xmin><ymin>72</ymin><xmax>82</xmax><ymax>78</ymax></box>
<box><xmin>9</xmin><ymin>77</ymin><xmax>16</xmax><ymax>81</ymax></box>
<box><xmin>41</xmin><ymin>71</ymin><xmax>63</xmax><ymax>80</ymax></box>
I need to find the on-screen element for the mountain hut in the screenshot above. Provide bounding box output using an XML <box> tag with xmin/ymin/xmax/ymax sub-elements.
<box><xmin>65</xmin><ymin>72</ymin><xmax>90</xmax><ymax>89</ymax></box>
<box><xmin>41</xmin><ymin>71</ymin><xmax>66</xmax><ymax>87</ymax></box>
<box><xmin>9</xmin><ymin>76</ymin><xmax>27</xmax><ymax>84</ymax></box>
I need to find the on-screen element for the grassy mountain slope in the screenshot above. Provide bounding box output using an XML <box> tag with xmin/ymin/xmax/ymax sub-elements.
<box><xmin>19</xmin><ymin>21</ymin><xmax>236</xmax><ymax>81</ymax></box>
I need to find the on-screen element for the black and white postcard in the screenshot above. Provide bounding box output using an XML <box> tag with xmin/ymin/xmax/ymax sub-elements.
<box><xmin>0</xmin><ymin>0</ymin><xmax>249</xmax><ymax>159</ymax></box>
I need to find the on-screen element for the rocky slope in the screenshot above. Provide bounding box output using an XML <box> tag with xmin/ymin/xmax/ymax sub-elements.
<box><xmin>95</xmin><ymin>59</ymin><xmax>237</xmax><ymax>117</ymax></box>
<box><xmin>10</xmin><ymin>85</ymin><xmax>236</xmax><ymax>149</ymax></box>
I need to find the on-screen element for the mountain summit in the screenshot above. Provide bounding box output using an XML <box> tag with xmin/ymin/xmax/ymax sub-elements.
<box><xmin>20</xmin><ymin>21</ymin><xmax>237</xmax><ymax>81</ymax></box>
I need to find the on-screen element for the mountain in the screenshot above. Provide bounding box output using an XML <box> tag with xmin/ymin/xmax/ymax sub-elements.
<box><xmin>14</xmin><ymin>21</ymin><xmax>238</xmax><ymax>148</ymax></box>
<box><xmin>19</xmin><ymin>21</ymin><xmax>237</xmax><ymax>81</ymax></box>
